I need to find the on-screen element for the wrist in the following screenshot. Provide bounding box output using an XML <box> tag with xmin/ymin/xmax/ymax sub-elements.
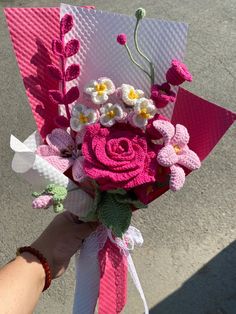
<box><xmin>16</xmin><ymin>253</ymin><xmax>45</xmax><ymax>291</ymax></box>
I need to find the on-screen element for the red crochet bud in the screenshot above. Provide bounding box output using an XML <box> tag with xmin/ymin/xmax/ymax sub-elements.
<box><xmin>166</xmin><ymin>59</ymin><xmax>192</xmax><ymax>86</ymax></box>
<box><xmin>117</xmin><ymin>33</ymin><xmax>127</xmax><ymax>45</ymax></box>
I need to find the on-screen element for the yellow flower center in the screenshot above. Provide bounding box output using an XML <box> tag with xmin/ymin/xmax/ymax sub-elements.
<box><xmin>128</xmin><ymin>89</ymin><xmax>139</xmax><ymax>100</ymax></box>
<box><xmin>139</xmin><ymin>108</ymin><xmax>150</xmax><ymax>119</ymax></box>
<box><xmin>79</xmin><ymin>113</ymin><xmax>88</xmax><ymax>124</ymax></box>
<box><xmin>106</xmin><ymin>110</ymin><xmax>116</xmax><ymax>119</ymax></box>
<box><xmin>96</xmin><ymin>83</ymin><xmax>107</xmax><ymax>96</ymax></box>
<box><xmin>173</xmin><ymin>144</ymin><xmax>181</xmax><ymax>154</ymax></box>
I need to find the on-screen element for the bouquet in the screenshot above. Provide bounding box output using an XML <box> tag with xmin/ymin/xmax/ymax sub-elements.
<box><xmin>5</xmin><ymin>4</ymin><xmax>236</xmax><ymax>314</ymax></box>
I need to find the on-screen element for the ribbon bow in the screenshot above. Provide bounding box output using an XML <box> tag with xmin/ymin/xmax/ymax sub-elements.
<box><xmin>73</xmin><ymin>225</ymin><xmax>149</xmax><ymax>314</ymax></box>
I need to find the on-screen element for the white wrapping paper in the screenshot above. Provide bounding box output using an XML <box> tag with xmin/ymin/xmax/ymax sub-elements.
<box><xmin>60</xmin><ymin>4</ymin><xmax>188</xmax><ymax>119</ymax></box>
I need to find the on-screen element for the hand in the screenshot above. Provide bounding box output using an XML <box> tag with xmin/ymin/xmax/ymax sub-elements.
<box><xmin>31</xmin><ymin>211</ymin><xmax>98</xmax><ymax>278</ymax></box>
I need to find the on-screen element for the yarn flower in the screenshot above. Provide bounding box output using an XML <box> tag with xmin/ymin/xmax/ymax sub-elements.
<box><xmin>151</xmin><ymin>83</ymin><xmax>176</xmax><ymax>108</ymax></box>
<box><xmin>70</xmin><ymin>104</ymin><xmax>99</xmax><ymax>132</ymax></box>
<box><xmin>100</xmin><ymin>103</ymin><xmax>126</xmax><ymax>127</ymax></box>
<box><xmin>36</xmin><ymin>128</ymin><xmax>86</xmax><ymax>183</ymax></box>
<box><xmin>84</xmin><ymin>77</ymin><xmax>115</xmax><ymax>105</ymax></box>
<box><xmin>117</xmin><ymin>33</ymin><xmax>127</xmax><ymax>45</ymax></box>
<box><xmin>166</xmin><ymin>59</ymin><xmax>192</xmax><ymax>86</ymax></box>
<box><xmin>82</xmin><ymin>123</ymin><xmax>157</xmax><ymax>190</ymax></box>
<box><xmin>120</xmin><ymin>84</ymin><xmax>144</xmax><ymax>107</ymax></box>
<box><xmin>129</xmin><ymin>98</ymin><xmax>157</xmax><ymax>128</ymax></box>
<box><xmin>153</xmin><ymin>120</ymin><xmax>201</xmax><ymax>191</ymax></box>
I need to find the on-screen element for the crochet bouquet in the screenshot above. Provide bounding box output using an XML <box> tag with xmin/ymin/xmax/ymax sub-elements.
<box><xmin>5</xmin><ymin>4</ymin><xmax>236</xmax><ymax>314</ymax></box>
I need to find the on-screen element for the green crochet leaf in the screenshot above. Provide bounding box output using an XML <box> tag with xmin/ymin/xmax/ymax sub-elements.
<box><xmin>98</xmin><ymin>193</ymin><xmax>132</xmax><ymax>238</ymax></box>
<box><xmin>114</xmin><ymin>193</ymin><xmax>147</xmax><ymax>209</ymax></box>
<box><xmin>108</xmin><ymin>189</ymin><xmax>127</xmax><ymax>195</ymax></box>
<box><xmin>32</xmin><ymin>191</ymin><xmax>41</xmax><ymax>197</ymax></box>
<box><xmin>92</xmin><ymin>187</ymin><xmax>102</xmax><ymax>211</ymax></box>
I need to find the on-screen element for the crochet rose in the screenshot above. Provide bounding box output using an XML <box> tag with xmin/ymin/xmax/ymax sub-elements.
<box><xmin>166</xmin><ymin>59</ymin><xmax>192</xmax><ymax>86</ymax></box>
<box><xmin>82</xmin><ymin>123</ymin><xmax>157</xmax><ymax>190</ymax></box>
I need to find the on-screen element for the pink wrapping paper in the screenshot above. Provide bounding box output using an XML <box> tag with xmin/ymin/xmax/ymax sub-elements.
<box><xmin>172</xmin><ymin>88</ymin><xmax>236</xmax><ymax>160</ymax></box>
<box><xmin>98</xmin><ymin>239</ymin><xmax>127</xmax><ymax>314</ymax></box>
<box><xmin>5</xmin><ymin>7</ymin><xmax>60</xmax><ymax>139</ymax></box>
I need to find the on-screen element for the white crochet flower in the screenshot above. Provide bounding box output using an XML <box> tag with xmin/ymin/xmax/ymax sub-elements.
<box><xmin>130</xmin><ymin>98</ymin><xmax>157</xmax><ymax>128</ymax></box>
<box><xmin>70</xmin><ymin>104</ymin><xmax>99</xmax><ymax>132</ymax></box>
<box><xmin>100</xmin><ymin>103</ymin><xmax>126</xmax><ymax>127</ymax></box>
<box><xmin>120</xmin><ymin>84</ymin><xmax>144</xmax><ymax>106</ymax></box>
<box><xmin>84</xmin><ymin>77</ymin><xmax>115</xmax><ymax>105</ymax></box>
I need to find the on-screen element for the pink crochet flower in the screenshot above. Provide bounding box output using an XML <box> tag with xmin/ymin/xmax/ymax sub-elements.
<box><xmin>36</xmin><ymin>128</ymin><xmax>86</xmax><ymax>182</ymax></box>
<box><xmin>153</xmin><ymin>120</ymin><xmax>201</xmax><ymax>191</ymax></box>
<box><xmin>151</xmin><ymin>83</ymin><xmax>176</xmax><ymax>108</ymax></box>
<box><xmin>32</xmin><ymin>195</ymin><xmax>53</xmax><ymax>209</ymax></box>
<box><xmin>166</xmin><ymin>59</ymin><xmax>192</xmax><ymax>86</ymax></box>
<box><xmin>82</xmin><ymin>123</ymin><xmax>157</xmax><ymax>190</ymax></box>
<box><xmin>146</xmin><ymin>114</ymin><xmax>170</xmax><ymax>140</ymax></box>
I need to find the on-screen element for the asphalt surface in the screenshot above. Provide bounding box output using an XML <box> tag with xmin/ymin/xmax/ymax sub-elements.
<box><xmin>0</xmin><ymin>0</ymin><xmax>235</xmax><ymax>313</ymax></box>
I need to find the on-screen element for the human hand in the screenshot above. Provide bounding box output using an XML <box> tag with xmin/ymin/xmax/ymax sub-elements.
<box><xmin>31</xmin><ymin>211</ymin><xmax>98</xmax><ymax>278</ymax></box>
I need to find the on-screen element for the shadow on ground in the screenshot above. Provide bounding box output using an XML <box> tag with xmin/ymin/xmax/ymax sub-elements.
<box><xmin>150</xmin><ymin>241</ymin><xmax>236</xmax><ymax>314</ymax></box>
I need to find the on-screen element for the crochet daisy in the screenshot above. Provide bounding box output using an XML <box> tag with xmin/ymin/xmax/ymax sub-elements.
<box><xmin>130</xmin><ymin>98</ymin><xmax>157</xmax><ymax>128</ymax></box>
<box><xmin>84</xmin><ymin>77</ymin><xmax>115</xmax><ymax>105</ymax></box>
<box><xmin>100</xmin><ymin>103</ymin><xmax>126</xmax><ymax>127</ymax></box>
<box><xmin>70</xmin><ymin>104</ymin><xmax>99</xmax><ymax>132</ymax></box>
<box><xmin>120</xmin><ymin>84</ymin><xmax>144</xmax><ymax>106</ymax></box>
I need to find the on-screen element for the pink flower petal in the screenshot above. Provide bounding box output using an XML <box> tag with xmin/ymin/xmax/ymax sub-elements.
<box><xmin>157</xmin><ymin>144</ymin><xmax>178</xmax><ymax>167</ymax></box>
<box><xmin>42</xmin><ymin>155</ymin><xmax>73</xmax><ymax>173</ymax></box>
<box><xmin>178</xmin><ymin>148</ymin><xmax>201</xmax><ymax>170</ymax></box>
<box><xmin>32</xmin><ymin>195</ymin><xmax>53</xmax><ymax>209</ymax></box>
<box><xmin>46</xmin><ymin>128</ymin><xmax>74</xmax><ymax>152</ymax></box>
<box><xmin>72</xmin><ymin>157</ymin><xmax>87</xmax><ymax>182</ymax></box>
<box><xmin>152</xmin><ymin>120</ymin><xmax>175</xmax><ymax>144</ymax></box>
<box><xmin>36</xmin><ymin>145</ymin><xmax>59</xmax><ymax>157</ymax></box>
<box><xmin>75</xmin><ymin>128</ymin><xmax>86</xmax><ymax>145</ymax></box>
<box><xmin>169</xmin><ymin>165</ymin><xmax>185</xmax><ymax>191</ymax></box>
<box><xmin>171</xmin><ymin>124</ymin><xmax>189</xmax><ymax>147</ymax></box>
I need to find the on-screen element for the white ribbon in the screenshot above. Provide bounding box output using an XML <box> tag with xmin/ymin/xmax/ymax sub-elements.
<box><xmin>73</xmin><ymin>226</ymin><xmax>149</xmax><ymax>314</ymax></box>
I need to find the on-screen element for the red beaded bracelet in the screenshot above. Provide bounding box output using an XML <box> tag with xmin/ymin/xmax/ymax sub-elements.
<box><xmin>16</xmin><ymin>246</ymin><xmax>51</xmax><ymax>291</ymax></box>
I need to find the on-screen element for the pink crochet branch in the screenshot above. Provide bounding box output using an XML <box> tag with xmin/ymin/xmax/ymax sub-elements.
<box><xmin>47</xmin><ymin>14</ymin><xmax>81</xmax><ymax>128</ymax></box>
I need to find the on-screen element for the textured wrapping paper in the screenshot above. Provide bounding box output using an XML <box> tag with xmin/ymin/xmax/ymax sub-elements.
<box><xmin>4</xmin><ymin>7</ymin><xmax>60</xmax><ymax>139</ymax></box>
<box><xmin>5</xmin><ymin>6</ymin><xmax>236</xmax><ymax>314</ymax></box>
<box><xmin>60</xmin><ymin>4</ymin><xmax>188</xmax><ymax>120</ymax></box>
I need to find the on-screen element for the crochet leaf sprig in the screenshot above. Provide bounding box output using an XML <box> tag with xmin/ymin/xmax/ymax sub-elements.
<box><xmin>32</xmin><ymin>184</ymin><xmax>68</xmax><ymax>213</ymax></box>
<box><xmin>97</xmin><ymin>189</ymin><xmax>147</xmax><ymax>237</ymax></box>
<box><xmin>47</xmin><ymin>14</ymin><xmax>80</xmax><ymax>128</ymax></box>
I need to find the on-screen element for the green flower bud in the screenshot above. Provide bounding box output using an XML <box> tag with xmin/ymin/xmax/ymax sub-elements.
<box><xmin>135</xmin><ymin>8</ymin><xmax>146</xmax><ymax>20</ymax></box>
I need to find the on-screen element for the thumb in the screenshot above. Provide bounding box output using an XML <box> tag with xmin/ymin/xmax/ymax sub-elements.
<box><xmin>74</xmin><ymin>221</ymin><xmax>99</xmax><ymax>241</ymax></box>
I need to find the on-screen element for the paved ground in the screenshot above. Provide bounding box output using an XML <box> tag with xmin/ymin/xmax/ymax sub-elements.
<box><xmin>0</xmin><ymin>0</ymin><xmax>235</xmax><ymax>313</ymax></box>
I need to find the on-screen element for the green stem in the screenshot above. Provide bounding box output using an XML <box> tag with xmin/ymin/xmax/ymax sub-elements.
<box><xmin>124</xmin><ymin>44</ymin><xmax>152</xmax><ymax>79</ymax></box>
<box><xmin>134</xmin><ymin>19</ymin><xmax>155</xmax><ymax>85</ymax></box>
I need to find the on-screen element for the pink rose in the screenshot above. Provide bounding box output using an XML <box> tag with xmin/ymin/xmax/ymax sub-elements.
<box><xmin>82</xmin><ymin>123</ymin><xmax>157</xmax><ymax>190</ymax></box>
